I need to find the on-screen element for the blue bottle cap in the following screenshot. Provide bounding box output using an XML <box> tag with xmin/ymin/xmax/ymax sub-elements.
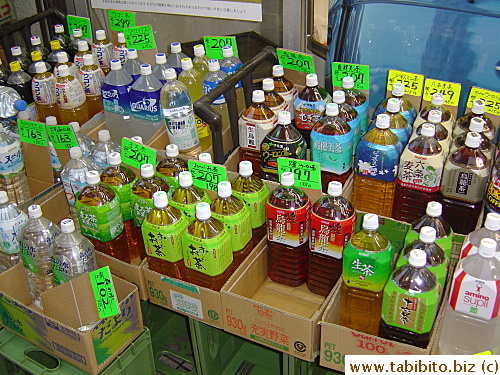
<box><xmin>14</xmin><ymin>100</ymin><xmax>27</xmax><ymax>112</ymax></box>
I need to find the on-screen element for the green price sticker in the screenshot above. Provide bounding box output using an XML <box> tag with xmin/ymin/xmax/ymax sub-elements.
<box><xmin>123</xmin><ymin>25</ymin><xmax>156</xmax><ymax>50</ymax></box>
<box><xmin>121</xmin><ymin>138</ymin><xmax>157</xmax><ymax>169</ymax></box>
<box><xmin>89</xmin><ymin>266</ymin><xmax>120</xmax><ymax>319</ymax></box>
<box><xmin>277</xmin><ymin>48</ymin><xmax>315</xmax><ymax>74</ymax></box>
<box><xmin>108</xmin><ymin>10</ymin><xmax>136</xmax><ymax>32</ymax></box>
<box><xmin>387</xmin><ymin>70</ymin><xmax>424</xmax><ymax>97</ymax></box>
<box><xmin>467</xmin><ymin>87</ymin><xmax>500</xmax><ymax>117</ymax></box>
<box><xmin>423</xmin><ymin>78</ymin><xmax>461</xmax><ymax>107</ymax></box>
<box><xmin>66</xmin><ymin>15</ymin><xmax>92</xmax><ymax>39</ymax></box>
<box><xmin>188</xmin><ymin>160</ymin><xmax>227</xmax><ymax>191</ymax></box>
<box><xmin>17</xmin><ymin>119</ymin><xmax>47</xmax><ymax>147</ymax></box>
<box><xmin>203</xmin><ymin>36</ymin><xmax>238</xmax><ymax>60</ymax></box>
<box><xmin>332</xmin><ymin>62</ymin><xmax>370</xmax><ymax>91</ymax></box>
<box><xmin>46</xmin><ymin>125</ymin><xmax>78</xmax><ymax>149</ymax></box>
<box><xmin>277</xmin><ymin>158</ymin><xmax>321</xmax><ymax>190</ymax></box>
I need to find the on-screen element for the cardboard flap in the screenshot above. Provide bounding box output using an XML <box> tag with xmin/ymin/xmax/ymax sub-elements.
<box><xmin>0</xmin><ymin>264</ymin><xmax>32</xmax><ymax>305</ymax></box>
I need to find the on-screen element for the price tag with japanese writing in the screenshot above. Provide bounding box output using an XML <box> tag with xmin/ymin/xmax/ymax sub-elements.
<box><xmin>387</xmin><ymin>70</ymin><xmax>424</xmax><ymax>97</ymax></box>
<box><xmin>277</xmin><ymin>48</ymin><xmax>315</xmax><ymax>74</ymax></box>
<box><xmin>17</xmin><ymin>119</ymin><xmax>47</xmax><ymax>147</ymax></box>
<box><xmin>123</xmin><ymin>25</ymin><xmax>156</xmax><ymax>50</ymax></box>
<box><xmin>277</xmin><ymin>158</ymin><xmax>321</xmax><ymax>190</ymax></box>
<box><xmin>46</xmin><ymin>125</ymin><xmax>78</xmax><ymax>149</ymax></box>
<box><xmin>203</xmin><ymin>36</ymin><xmax>238</xmax><ymax>60</ymax></box>
<box><xmin>90</xmin><ymin>267</ymin><xmax>120</xmax><ymax>319</ymax></box>
<box><xmin>467</xmin><ymin>87</ymin><xmax>500</xmax><ymax>117</ymax></box>
<box><xmin>332</xmin><ymin>62</ymin><xmax>370</xmax><ymax>91</ymax></box>
<box><xmin>108</xmin><ymin>10</ymin><xmax>136</xmax><ymax>32</ymax></box>
<box><xmin>66</xmin><ymin>15</ymin><xmax>92</xmax><ymax>39</ymax></box>
<box><xmin>423</xmin><ymin>78</ymin><xmax>461</xmax><ymax>107</ymax></box>
<box><xmin>188</xmin><ymin>160</ymin><xmax>227</xmax><ymax>191</ymax></box>
<box><xmin>121</xmin><ymin>138</ymin><xmax>157</xmax><ymax>169</ymax></box>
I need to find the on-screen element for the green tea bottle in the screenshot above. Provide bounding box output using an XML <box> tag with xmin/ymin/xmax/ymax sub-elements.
<box><xmin>170</xmin><ymin>171</ymin><xmax>211</xmax><ymax>222</ymax></box>
<box><xmin>156</xmin><ymin>144</ymin><xmax>188</xmax><ymax>194</ymax></box>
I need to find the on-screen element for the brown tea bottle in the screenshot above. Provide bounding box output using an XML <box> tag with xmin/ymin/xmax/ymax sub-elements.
<box><xmin>156</xmin><ymin>144</ymin><xmax>188</xmax><ymax>194</ymax></box>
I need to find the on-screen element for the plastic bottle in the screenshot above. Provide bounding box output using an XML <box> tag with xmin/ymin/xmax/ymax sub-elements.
<box><xmin>8</xmin><ymin>61</ymin><xmax>38</xmax><ymax>120</ymax></box>
<box><xmin>54</xmin><ymin>51</ymin><xmax>79</xmax><ymax>79</ymax></box>
<box><xmin>28</xmin><ymin>51</ymin><xmax>52</xmax><ymax>78</ymax></box>
<box><xmin>403</xmin><ymin>201</ymin><xmax>454</xmax><ymax>258</ymax></box>
<box><xmin>379</xmin><ymin>249</ymin><xmax>439</xmax><ymax>348</ymax></box>
<box><xmin>52</xmin><ymin>24</ymin><xmax>71</xmax><ymax>51</ymax></box>
<box><xmin>19</xmin><ymin>204</ymin><xmax>61</xmax><ymax>308</ymax></box>
<box><xmin>51</xmin><ymin>218</ymin><xmax>96</xmax><ymax>285</ymax></box>
<box><xmin>413</xmin><ymin>93</ymin><xmax>454</xmax><ymax>132</ymax></box>
<box><xmin>156</xmin><ymin>144</ymin><xmax>188</xmax><ymax>193</ymax></box>
<box><xmin>170</xmin><ymin>171</ymin><xmax>211</xmax><ymax>222</ymax></box>
<box><xmin>453</xmin><ymin>99</ymin><xmax>495</xmax><ymax>140</ymax></box>
<box><xmin>46</xmin><ymin>40</ymin><xmax>63</xmax><ymax>69</ymax></box>
<box><xmin>69</xmin><ymin>121</ymin><xmax>95</xmax><ymax>157</ymax></box>
<box><xmin>78</xmin><ymin>54</ymin><xmax>105</xmax><ymax>117</ymax></box>
<box><xmin>438</xmin><ymin>132</ymin><xmax>490</xmax><ymax>234</ymax></box>
<box><xmin>0</xmin><ymin>191</ymin><xmax>27</xmax><ymax>272</ymax></box>
<box><xmin>142</xmin><ymin>190</ymin><xmax>189</xmax><ymax>278</ymax></box>
<box><xmin>31</xmin><ymin>62</ymin><xmax>60</xmax><ymax>121</ymax></box>
<box><xmin>202</xmin><ymin>59</ymin><xmax>230</xmax><ymax>131</ymax></box>
<box><xmin>44</xmin><ymin>116</ymin><xmax>63</xmax><ymax>183</ymax></box>
<box><xmin>438</xmin><ymin>238</ymin><xmax>500</xmax><ymax>354</ymax></box>
<box><xmin>459</xmin><ymin>212</ymin><xmax>500</xmax><ymax>259</ymax></box>
<box><xmin>219</xmin><ymin>45</ymin><xmax>242</xmax><ymax>88</ymax></box>
<box><xmin>311</xmin><ymin>102</ymin><xmax>353</xmax><ymax>190</ymax></box>
<box><xmin>339</xmin><ymin>213</ymin><xmax>394</xmax><ymax>336</ymax></box>
<box><xmin>211</xmin><ymin>181</ymin><xmax>252</xmax><ymax>267</ymax></box>
<box><xmin>341</xmin><ymin>76</ymin><xmax>369</xmax><ymax>136</ymax></box>
<box><xmin>266</xmin><ymin>172</ymin><xmax>311</xmax><ymax>286</ymax></box>
<box><xmin>450</xmin><ymin>117</ymin><xmax>493</xmax><ymax>159</ymax></box>
<box><xmin>260</xmin><ymin>111</ymin><xmax>307</xmax><ymax>182</ymax></box>
<box><xmin>198</xmin><ymin>152</ymin><xmax>212</xmax><ymax>163</ymax></box>
<box><xmin>29</xmin><ymin>36</ymin><xmax>49</xmax><ymax>61</ymax></box>
<box><xmin>262</xmin><ymin>78</ymin><xmax>287</xmax><ymax>115</ymax></box>
<box><xmin>192</xmin><ymin>44</ymin><xmax>209</xmax><ymax>76</ymax></box>
<box><xmin>166</xmin><ymin>42</ymin><xmax>188</xmax><ymax>75</ymax></box>
<box><xmin>231</xmin><ymin>161</ymin><xmax>270</xmax><ymax>246</ymax></box>
<box><xmin>112</xmin><ymin>32</ymin><xmax>127</xmax><ymax>64</ymax></box>
<box><xmin>73</xmin><ymin>40</ymin><xmax>93</xmax><ymax>70</ymax></box>
<box><xmin>92</xmin><ymin>30</ymin><xmax>113</xmax><ymax>75</ymax></box>
<box><xmin>411</xmin><ymin>110</ymin><xmax>451</xmax><ymax>154</ymax></box>
<box><xmin>373</xmin><ymin>82</ymin><xmax>417</xmax><ymax>124</ymax></box>
<box><xmin>55</xmin><ymin>65</ymin><xmax>89</xmax><ymax>124</ymax></box>
<box><xmin>152</xmin><ymin>52</ymin><xmax>171</xmax><ymax>85</ymax></box>
<box><xmin>392</xmin><ymin>124</ymin><xmax>445</xmax><ymax>223</ymax></box>
<box><xmin>332</xmin><ymin>90</ymin><xmax>361</xmax><ymax>149</ymax></box>
<box><xmin>272</xmin><ymin>65</ymin><xmax>297</xmax><ymax>118</ymax></box>
<box><xmin>75</xmin><ymin>170</ymin><xmax>129</xmax><ymax>262</ymax></box>
<box><xmin>131</xmin><ymin>164</ymin><xmax>170</xmax><ymax>260</ymax></box>
<box><xmin>239</xmin><ymin>90</ymin><xmax>277</xmax><ymax>175</ymax></box>
<box><xmin>67</xmin><ymin>29</ymin><xmax>91</xmax><ymax>61</ymax></box>
<box><xmin>0</xmin><ymin>86</ymin><xmax>25</xmax><ymax>140</ymax></box>
<box><xmin>90</xmin><ymin>129</ymin><xmax>120</xmax><ymax>168</ymax></box>
<box><xmin>123</xmin><ymin>49</ymin><xmax>144</xmax><ymax>84</ymax></box>
<box><xmin>161</xmin><ymin>68</ymin><xmax>201</xmax><ymax>157</ymax></box>
<box><xmin>309</xmin><ymin>181</ymin><xmax>356</xmax><ymax>296</ymax></box>
<box><xmin>374</xmin><ymin>98</ymin><xmax>412</xmax><ymax>147</ymax></box>
<box><xmin>10</xmin><ymin>46</ymin><xmax>31</xmax><ymax>72</ymax></box>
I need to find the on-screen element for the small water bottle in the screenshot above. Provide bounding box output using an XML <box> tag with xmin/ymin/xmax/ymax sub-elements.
<box><xmin>69</xmin><ymin>122</ymin><xmax>96</xmax><ymax>157</ymax></box>
<box><xmin>123</xmin><ymin>48</ymin><xmax>143</xmax><ymax>83</ymax></box>
<box><xmin>0</xmin><ymin>191</ymin><xmax>27</xmax><ymax>272</ymax></box>
<box><xmin>90</xmin><ymin>129</ymin><xmax>120</xmax><ymax>168</ymax></box>
<box><xmin>166</xmin><ymin>42</ymin><xmax>188</xmax><ymax>74</ymax></box>
<box><xmin>152</xmin><ymin>52</ymin><xmax>171</xmax><ymax>84</ymax></box>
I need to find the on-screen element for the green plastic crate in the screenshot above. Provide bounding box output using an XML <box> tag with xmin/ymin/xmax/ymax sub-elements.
<box><xmin>284</xmin><ymin>354</ymin><xmax>343</xmax><ymax>375</ymax></box>
<box><xmin>0</xmin><ymin>327</ymin><xmax>154</xmax><ymax>375</ymax></box>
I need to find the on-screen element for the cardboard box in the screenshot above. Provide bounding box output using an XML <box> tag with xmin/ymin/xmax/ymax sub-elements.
<box><xmin>0</xmin><ymin>264</ymin><xmax>143</xmax><ymax>374</ymax></box>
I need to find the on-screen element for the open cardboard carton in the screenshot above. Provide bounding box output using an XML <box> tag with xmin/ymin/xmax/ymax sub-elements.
<box><xmin>0</xmin><ymin>264</ymin><xmax>143</xmax><ymax>374</ymax></box>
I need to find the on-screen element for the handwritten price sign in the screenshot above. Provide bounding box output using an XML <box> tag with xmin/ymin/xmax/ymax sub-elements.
<box><xmin>387</xmin><ymin>70</ymin><xmax>424</xmax><ymax>97</ymax></box>
<box><xmin>66</xmin><ymin>15</ymin><xmax>92</xmax><ymax>39</ymax></box>
<box><xmin>17</xmin><ymin>119</ymin><xmax>47</xmax><ymax>147</ymax></box>
<box><xmin>423</xmin><ymin>78</ymin><xmax>461</xmax><ymax>107</ymax></box>
<box><xmin>89</xmin><ymin>267</ymin><xmax>119</xmax><ymax>319</ymax></box>
<box><xmin>467</xmin><ymin>87</ymin><xmax>500</xmax><ymax>117</ymax></box>
<box><xmin>277</xmin><ymin>48</ymin><xmax>315</xmax><ymax>74</ymax></box>
<box><xmin>188</xmin><ymin>160</ymin><xmax>227</xmax><ymax>191</ymax></box>
<box><xmin>332</xmin><ymin>62</ymin><xmax>370</xmax><ymax>91</ymax></box>
<box><xmin>46</xmin><ymin>125</ymin><xmax>78</xmax><ymax>149</ymax></box>
<box><xmin>203</xmin><ymin>36</ymin><xmax>238</xmax><ymax>60</ymax></box>
<box><xmin>123</xmin><ymin>25</ymin><xmax>156</xmax><ymax>50</ymax></box>
<box><xmin>108</xmin><ymin>10</ymin><xmax>136</xmax><ymax>32</ymax></box>
<box><xmin>277</xmin><ymin>158</ymin><xmax>321</xmax><ymax>190</ymax></box>
<box><xmin>121</xmin><ymin>138</ymin><xmax>157</xmax><ymax>169</ymax></box>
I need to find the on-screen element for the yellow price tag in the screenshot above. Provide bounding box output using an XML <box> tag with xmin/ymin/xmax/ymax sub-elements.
<box><xmin>474</xmin><ymin>351</ymin><xmax>491</xmax><ymax>355</ymax></box>
<box><xmin>467</xmin><ymin>87</ymin><xmax>500</xmax><ymax>117</ymax></box>
<box><xmin>423</xmin><ymin>78</ymin><xmax>461</xmax><ymax>107</ymax></box>
<box><xmin>387</xmin><ymin>70</ymin><xmax>424</xmax><ymax>97</ymax></box>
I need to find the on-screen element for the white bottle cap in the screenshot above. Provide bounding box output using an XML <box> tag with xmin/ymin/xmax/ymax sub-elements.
<box><xmin>153</xmin><ymin>191</ymin><xmax>169</xmax><ymax>208</ymax></box>
<box><xmin>83</xmin><ymin>54</ymin><xmax>94</xmax><ymax>66</ymax></box>
<box><xmin>166</xmin><ymin>144</ymin><xmax>179</xmax><ymax>157</ymax></box>
<box><xmin>272</xmin><ymin>65</ymin><xmax>285</xmax><ymax>77</ymax></box>
<box><xmin>0</xmin><ymin>191</ymin><xmax>8</xmax><ymax>203</ymax></box>
<box><xmin>392</xmin><ymin>82</ymin><xmax>405</xmax><ymax>96</ymax></box>
<box><xmin>408</xmin><ymin>249</ymin><xmax>427</xmax><ymax>267</ymax></box>
<box><xmin>198</xmin><ymin>153</ymin><xmax>212</xmax><ymax>163</ymax></box>
<box><xmin>141</xmin><ymin>163</ymin><xmax>154</xmax><ymax>178</ymax></box>
<box><xmin>281</xmin><ymin>172</ymin><xmax>294</xmax><ymax>186</ymax></box>
<box><xmin>419</xmin><ymin>226</ymin><xmax>437</xmax><ymax>243</ymax></box>
<box><xmin>178</xmin><ymin>171</ymin><xmax>193</xmax><ymax>187</ymax></box>
<box><xmin>262</xmin><ymin>78</ymin><xmax>275</xmax><ymax>91</ymax></box>
<box><xmin>155</xmin><ymin>53</ymin><xmax>167</xmax><ymax>64</ymax></box>
<box><xmin>420</xmin><ymin>123</ymin><xmax>435</xmax><ymax>137</ymax></box>
<box><xmin>325</xmin><ymin>103</ymin><xmax>339</xmax><ymax>116</ymax></box>
<box><xmin>218</xmin><ymin>181</ymin><xmax>232</xmax><ymax>197</ymax></box>
<box><xmin>332</xmin><ymin>90</ymin><xmax>346</xmax><ymax>104</ymax></box>
<box><xmin>60</xmin><ymin>218</ymin><xmax>75</xmax><ymax>233</ymax></box>
<box><xmin>110</xmin><ymin>59</ymin><xmax>122</xmax><ymax>70</ymax></box>
<box><xmin>472</xmin><ymin>99</ymin><xmax>485</xmax><ymax>114</ymax></box>
<box><xmin>46</xmin><ymin>116</ymin><xmax>57</xmax><ymax>126</ymax></box>
<box><xmin>428</xmin><ymin>110</ymin><xmax>442</xmax><ymax>123</ymax></box>
<box><xmin>58</xmin><ymin>64</ymin><xmax>70</xmax><ymax>77</ymax></box>
<box><xmin>363</xmin><ymin>214</ymin><xmax>379</xmax><ymax>230</ymax></box>
<box><xmin>30</xmin><ymin>36</ymin><xmax>41</xmax><ymax>46</ymax></box>
<box><xmin>306</xmin><ymin>73</ymin><xmax>318</xmax><ymax>87</ymax></box>
<box><xmin>208</xmin><ymin>59</ymin><xmax>220</xmax><ymax>72</ymax></box>
<box><xmin>469</xmin><ymin>117</ymin><xmax>485</xmax><ymax>133</ymax></box>
<box><xmin>108</xmin><ymin>152</ymin><xmax>122</xmax><ymax>165</ymax></box>
<box><xmin>193</xmin><ymin>44</ymin><xmax>205</xmax><ymax>57</ymax></box>
<box><xmin>484</xmin><ymin>213</ymin><xmax>500</xmax><ymax>231</ymax></box>
<box><xmin>130</xmin><ymin>136</ymin><xmax>143</xmax><ymax>144</ymax></box>
<box><xmin>11</xmin><ymin>46</ymin><xmax>22</xmax><ymax>56</ymax></box>
<box><xmin>171</xmin><ymin>42</ymin><xmax>181</xmax><ymax>53</ymax></box>
<box><xmin>431</xmin><ymin>93</ymin><xmax>444</xmax><ymax>105</ymax></box>
<box><xmin>98</xmin><ymin>129</ymin><xmax>110</xmax><ymax>141</ymax></box>
<box><xmin>386</xmin><ymin>98</ymin><xmax>400</xmax><ymax>113</ymax></box>
<box><xmin>342</xmin><ymin>76</ymin><xmax>354</xmax><ymax>89</ymax></box>
<box><xmin>252</xmin><ymin>90</ymin><xmax>265</xmax><ymax>103</ymax></box>
<box><xmin>95</xmin><ymin>30</ymin><xmax>106</xmax><ymax>40</ymax></box>
<box><xmin>165</xmin><ymin>68</ymin><xmax>176</xmax><ymax>80</ymax></box>
<box><xmin>181</xmin><ymin>57</ymin><xmax>193</xmax><ymax>70</ymax></box>
<box><xmin>117</xmin><ymin>32</ymin><xmax>125</xmax><ymax>43</ymax></box>
<box><xmin>54</xmin><ymin>24</ymin><xmax>65</xmax><ymax>33</ymax></box>
<box><xmin>277</xmin><ymin>111</ymin><xmax>291</xmax><ymax>125</ymax></box>
<box><xmin>69</xmin><ymin>146</ymin><xmax>83</xmax><ymax>159</ymax></box>
<box><xmin>238</xmin><ymin>161</ymin><xmax>253</xmax><ymax>177</ymax></box>
<box><xmin>140</xmin><ymin>64</ymin><xmax>152</xmax><ymax>75</ymax></box>
<box><xmin>127</xmin><ymin>49</ymin><xmax>138</xmax><ymax>59</ymax></box>
<box><xmin>222</xmin><ymin>45</ymin><xmax>234</xmax><ymax>58</ymax></box>
<box><xmin>426</xmin><ymin>201</ymin><xmax>442</xmax><ymax>217</ymax></box>
<box><xmin>35</xmin><ymin>61</ymin><xmax>47</xmax><ymax>74</ymax></box>
<box><xmin>465</xmin><ymin>132</ymin><xmax>481</xmax><ymax>148</ymax></box>
<box><xmin>73</xmin><ymin>29</ymin><xmax>83</xmax><ymax>37</ymax></box>
<box><xmin>196</xmin><ymin>202</ymin><xmax>211</xmax><ymax>220</ymax></box>
<box><xmin>376</xmin><ymin>114</ymin><xmax>390</xmax><ymax>129</ymax></box>
<box><xmin>28</xmin><ymin>205</ymin><xmax>42</xmax><ymax>218</ymax></box>
<box><xmin>77</xmin><ymin>40</ymin><xmax>88</xmax><ymax>51</ymax></box>
<box><xmin>56</xmin><ymin>51</ymin><xmax>69</xmax><ymax>63</ymax></box>
<box><xmin>327</xmin><ymin>181</ymin><xmax>342</xmax><ymax>197</ymax></box>
<box><xmin>478</xmin><ymin>238</ymin><xmax>497</xmax><ymax>258</ymax></box>
<box><xmin>86</xmin><ymin>170</ymin><xmax>100</xmax><ymax>184</ymax></box>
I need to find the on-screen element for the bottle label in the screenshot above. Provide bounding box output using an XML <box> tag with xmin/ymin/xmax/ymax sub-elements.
<box><xmin>92</xmin><ymin>43</ymin><xmax>113</xmax><ymax>69</ymax></box>
<box><xmin>354</xmin><ymin>141</ymin><xmax>401</xmax><ymax>182</ymax></box>
<box><xmin>310</xmin><ymin>130</ymin><xmax>353</xmax><ymax>174</ymax></box>
<box><xmin>389</xmin><ymin>127</ymin><xmax>411</xmax><ymax>147</ymax></box>
<box><xmin>486</xmin><ymin>173</ymin><xmax>500</xmax><ymax>211</ymax></box>
<box><xmin>266</xmin><ymin>201</ymin><xmax>311</xmax><ymax>247</ymax></box>
<box><xmin>353</xmin><ymin>100</ymin><xmax>369</xmax><ymax>134</ymax></box>
<box><xmin>52</xmin><ymin>246</ymin><xmax>95</xmax><ymax>285</ymax></box>
<box><xmin>74</xmin><ymin>55</ymin><xmax>84</xmax><ymax>68</ymax></box>
<box><xmin>75</xmin><ymin>196</ymin><xmax>124</xmax><ymax>242</ymax></box>
<box><xmin>108</xmin><ymin>182</ymin><xmax>135</xmax><ymax>221</ymax></box>
<box><xmin>169</xmin><ymin>193</ymin><xmax>211</xmax><ymax>222</ymax></box>
<box><xmin>396</xmin><ymin>150</ymin><xmax>444</xmax><ymax>192</ymax></box>
<box><xmin>32</xmin><ymin>75</ymin><xmax>57</xmax><ymax>104</ymax></box>
<box><xmin>232</xmin><ymin>185</ymin><xmax>270</xmax><ymax>229</ymax></box>
<box><xmin>404</xmin><ymin>229</ymin><xmax>453</xmax><ymax>259</ymax></box>
<box><xmin>277</xmin><ymin>88</ymin><xmax>297</xmax><ymax>118</ymax></box>
<box><xmin>78</xmin><ymin>68</ymin><xmax>105</xmax><ymax>96</ymax></box>
<box><xmin>212</xmin><ymin>206</ymin><xmax>252</xmax><ymax>252</ymax></box>
<box><xmin>195</xmin><ymin>115</ymin><xmax>211</xmax><ymax>138</ymax></box>
<box><xmin>203</xmin><ymin>79</ymin><xmax>225</xmax><ymax>105</ymax></box>
<box><xmin>183</xmin><ymin>229</ymin><xmax>232</xmax><ymax>277</ymax></box>
<box><xmin>342</xmin><ymin>242</ymin><xmax>394</xmax><ymax>292</ymax></box>
<box><xmin>113</xmin><ymin>46</ymin><xmax>127</xmax><ymax>64</ymax></box>
<box><xmin>261</xmin><ymin>138</ymin><xmax>307</xmax><ymax>175</ymax></box>
<box><xmin>62</xmin><ymin>177</ymin><xmax>87</xmax><ymax>205</ymax></box>
<box><xmin>381</xmin><ymin>282</ymin><xmax>439</xmax><ymax>334</ymax></box>
<box><xmin>156</xmin><ymin>174</ymin><xmax>179</xmax><ymax>194</ymax></box>
<box><xmin>56</xmin><ymin>78</ymin><xmax>86</xmax><ymax>109</ymax></box>
<box><xmin>220</xmin><ymin>63</ymin><xmax>242</xmax><ymax>88</ymax></box>
<box><xmin>238</xmin><ymin>116</ymin><xmax>277</xmax><ymax>150</ymax></box>
<box><xmin>440</xmin><ymin>163</ymin><xmax>490</xmax><ymax>203</ymax></box>
<box><xmin>48</xmin><ymin>141</ymin><xmax>62</xmax><ymax>170</ymax></box>
<box><xmin>310</xmin><ymin>212</ymin><xmax>356</xmax><ymax>259</ymax></box>
<box><xmin>131</xmin><ymin>195</ymin><xmax>154</xmax><ymax>227</ymax></box>
<box><xmin>164</xmin><ymin>112</ymin><xmax>200</xmax><ymax>150</ymax></box>
<box><xmin>20</xmin><ymin>231</ymin><xmax>59</xmax><ymax>276</ymax></box>
<box><xmin>142</xmin><ymin>215</ymin><xmax>189</xmax><ymax>262</ymax></box>
<box><xmin>294</xmin><ymin>98</ymin><xmax>326</xmax><ymax>130</ymax></box>
<box><xmin>0</xmin><ymin>212</ymin><xmax>27</xmax><ymax>254</ymax></box>
<box><xmin>268</xmin><ymin>101</ymin><xmax>288</xmax><ymax>115</ymax></box>
<box><xmin>0</xmin><ymin>142</ymin><xmax>25</xmax><ymax>177</ymax></box>
<box><xmin>129</xmin><ymin>89</ymin><xmax>162</xmax><ymax>122</ymax></box>
<box><xmin>102</xmin><ymin>83</ymin><xmax>131</xmax><ymax>115</ymax></box>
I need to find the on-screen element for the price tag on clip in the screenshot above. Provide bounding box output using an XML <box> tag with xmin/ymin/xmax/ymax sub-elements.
<box><xmin>467</xmin><ymin>87</ymin><xmax>500</xmax><ymax>117</ymax></box>
<box><xmin>90</xmin><ymin>266</ymin><xmax>120</xmax><ymax>319</ymax></box>
<box><xmin>423</xmin><ymin>78</ymin><xmax>461</xmax><ymax>107</ymax></box>
<box><xmin>188</xmin><ymin>160</ymin><xmax>227</xmax><ymax>191</ymax></box>
<box><xmin>123</xmin><ymin>25</ymin><xmax>156</xmax><ymax>50</ymax></box>
<box><xmin>277</xmin><ymin>158</ymin><xmax>321</xmax><ymax>190</ymax></box>
<box><xmin>46</xmin><ymin>125</ymin><xmax>78</xmax><ymax>149</ymax></box>
<box><xmin>66</xmin><ymin>15</ymin><xmax>92</xmax><ymax>39</ymax></box>
<box><xmin>108</xmin><ymin>10</ymin><xmax>136</xmax><ymax>32</ymax></box>
<box><xmin>387</xmin><ymin>70</ymin><xmax>424</xmax><ymax>97</ymax></box>
<box><xmin>277</xmin><ymin>48</ymin><xmax>315</xmax><ymax>74</ymax></box>
<box><xmin>121</xmin><ymin>138</ymin><xmax>157</xmax><ymax>169</ymax></box>
<box><xmin>17</xmin><ymin>119</ymin><xmax>47</xmax><ymax>147</ymax></box>
<box><xmin>203</xmin><ymin>36</ymin><xmax>238</xmax><ymax>60</ymax></box>
<box><xmin>332</xmin><ymin>62</ymin><xmax>370</xmax><ymax>91</ymax></box>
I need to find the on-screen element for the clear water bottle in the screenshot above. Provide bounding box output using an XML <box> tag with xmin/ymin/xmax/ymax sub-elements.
<box><xmin>19</xmin><ymin>204</ymin><xmax>61</xmax><ymax>308</ymax></box>
<box><xmin>112</xmin><ymin>32</ymin><xmax>128</xmax><ymax>64</ymax></box>
<box><xmin>51</xmin><ymin>218</ymin><xmax>96</xmax><ymax>285</ymax></box>
<box><xmin>90</xmin><ymin>129</ymin><xmax>120</xmax><ymax>168</ymax></box>
<box><xmin>10</xmin><ymin>46</ymin><xmax>31</xmax><ymax>72</ymax></box>
<box><xmin>0</xmin><ymin>191</ymin><xmax>27</xmax><ymax>272</ymax></box>
<box><xmin>166</xmin><ymin>42</ymin><xmax>188</xmax><ymax>74</ymax></box>
<box><xmin>123</xmin><ymin>48</ymin><xmax>143</xmax><ymax>83</ymax></box>
<box><xmin>152</xmin><ymin>52</ymin><xmax>171</xmax><ymax>84</ymax></box>
<box><xmin>219</xmin><ymin>45</ymin><xmax>242</xmax><ymax>88</ymax></box>
<box><xmin>0</xmin><ymin>86</ymin><xmax>27</xmax><ymax>118</ymax></box>
<box><xmin>203</xmin><ymin>59</ymin><xmax>230</xmax><ymax>131</ymax></box>
<box><xmin>69</xmin><ymin>122</ymin><xmax>96</xmax><ymax>157</ymax></box>
<box><xmin>8</xmin><ymin>61</ymin><xmax>38</xmax><ymax>121</ymax></box>
<box><xmin>45</xmin><ymin>116</ymin><xmax>63</xmax><ymax>183</ymax></box>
